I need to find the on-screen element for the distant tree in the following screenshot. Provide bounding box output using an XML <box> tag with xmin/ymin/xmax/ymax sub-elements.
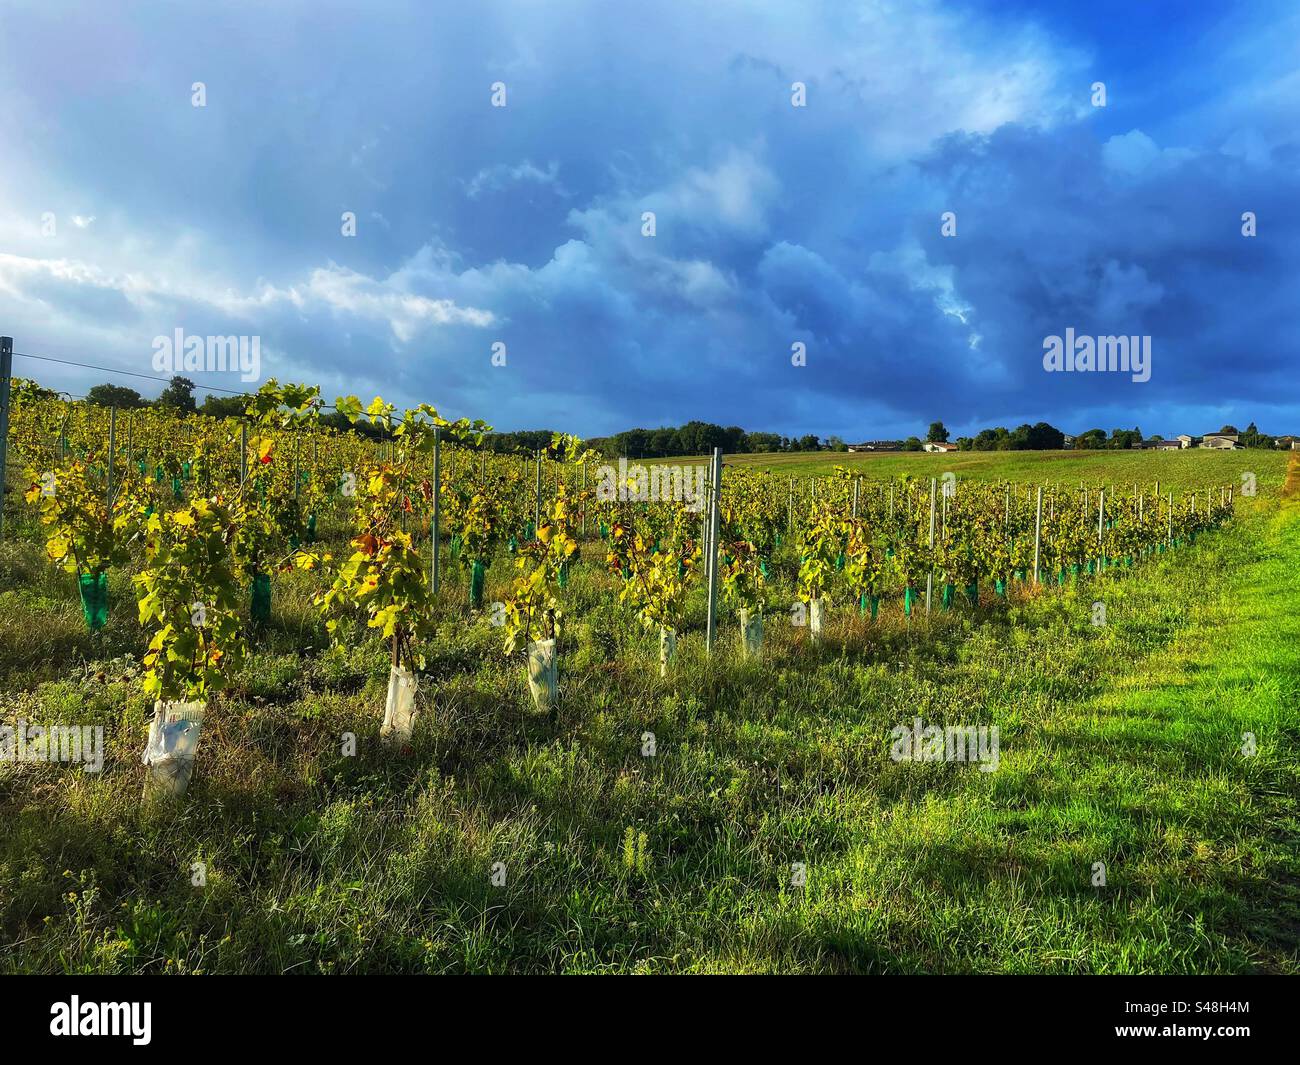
<box><xmin>797</xmin><ymin>433</ymin><xmax>821</xmax><ymax>452</ymax></box>
<box><xmin>926</xmin><ymin>420</ymin><xmax>950</xmax><ymax>443</ymax></box>
<box><xmin>1026</xmin><ymin>422</ymin><xmax>1065</xmax><ymax>449</ymax></box>
<box><xmin>902</xmin><ymin>436</ymin><xmax>923</xmax><ymax>452</ymax></box>
<box><xmin>1219</xmin><ymin>424</ymin><xmax>1239</xmax><ymax>435</ymax></box>
<box><xmin>483</xmin><ymin>429</ymin><xmax>554</xmax><ymax>454</ymax></box>
<box><xmin>321</xmin><ymin>410</ymin><xmax>384</xmax><ymax>440</ymax></box>
<box><xmin>86</xmin><ymin>383</ymin><xmax>147</xmax><ymax>408</ymax></box>
<box><xmin>1109</xmin><ymin>427</ymin><xmax>1143</xmax><ymax>450</ymax></box>
<box><xmin>1240</xmin><ymin>422</ymin><xmax>1272</xmax><ymax>449</ymax></box>
<box><xmin>200</xmin><ymin>394</ymin><xmax>249</xmax><ymax>419</ymax></box>
<box><xmin>828</xmin><ymin>435</ymin><xmax>848</xmax><ymax>452</ymax></box>
<box><xmin>156</xmin><ymin>376</ymin><xmax>197</xmax><ymax>413</ymax></box>
<box><xmin>1075</xmin><ymin>428</ymin><xmax>1107</xmax><ymax>450</ymax></box>
<box><xmin>955</xmin><ymin>436</ymin><xmax>973</xmax><ymax>451</ymax></box>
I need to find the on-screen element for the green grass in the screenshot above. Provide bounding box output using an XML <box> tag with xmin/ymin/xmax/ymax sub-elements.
<box><xmin>661</xmin><ymin>447</ymin><xmax>1290</xmax><ymax>495</ymax></box>
<box><xmin>0</xmin><ymin>456</ymin><xmax>1296</xmax><ymax>973</ymax></box>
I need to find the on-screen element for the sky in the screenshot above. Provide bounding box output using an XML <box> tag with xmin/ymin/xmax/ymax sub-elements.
<box><xmin>0</xmin><ymin>0</ymin><xmax>1295</xmax><ymax>440</ymax></box>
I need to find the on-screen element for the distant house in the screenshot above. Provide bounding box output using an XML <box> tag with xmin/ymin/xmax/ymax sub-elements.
<box><xmin>922</xmin><ymin>441</ymin><xmax>959</xmax><ymax>453</ymax></box>
<box><xmin>1199</xmin><ymin>433</ymin><xmax>1240</xmax><ymax>450</ymax></box>
<box><xmin>1275</xmin><ymin>435</ymin><xmax>1299</xmax><ymax>450</ymax></box>
<box><xmin>1153</xmin><ymin>438</ymin><xmax>1182</xmax><ymax>450</ymax></box>
<box><xmin>1062</xmin><ymin>434</ymin><xmax>1076</xmax><ymax>448</ymax></box>
<box><xmin>1177</xmin><ymin>434</ymin><xmax>1198</xmax><ymax>448</ymax></box>
<box><xmin>847</xmin><ymin>440</ymin><xmax>901</xmax><ymax>452</ymax></box>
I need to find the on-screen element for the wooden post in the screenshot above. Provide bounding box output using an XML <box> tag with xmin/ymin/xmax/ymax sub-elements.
<box><xmin>431</xmin><ymin>428</ymin><xmax>441</xmax><ymax>596</ymax></box>
<box><xmin>0</xmin><ymin>337</ymin><xmax>11</xmax><ymax>541</ymax></box>
<box><xmin>926</xmin><ymin>477</ymin><xmax>937</xmax><ymax>613</ymax></box>
<box><xmin>1032</xmin><ymin>486</ymin><xmax>1043</xmax><ymax>585</ymax></box>
<box><xmin>705</xmin><ymin>448</ymin><xmax>722</xmax><ymax>654</ymax></box>
<box><xmin>1097</xmin><ymin>487</ymin><xmax>1105</xmax><ymax>567</ymax></box>
<box><xmin>106</xmin><ymin>406</ymin><xmax>116</xmax><ymax>505</ymax></box>
<box><xmin>534</xmin><ymin>450</ymin><xmax>542</xmax><ymax>532</ymax></box>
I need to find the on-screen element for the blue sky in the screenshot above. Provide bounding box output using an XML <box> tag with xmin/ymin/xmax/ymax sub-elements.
<box><xmin>0</xmin><ymin>0</ymin><xmax>1295</xmax><ymax>439</ymax></box>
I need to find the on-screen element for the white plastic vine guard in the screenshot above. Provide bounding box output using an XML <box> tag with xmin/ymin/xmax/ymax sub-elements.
<box><xmin>142</xmin><ymin>700</ymin><xmax>205</xmax><ymax>800</ymax></box>
<box><xmin>739</xmin><ymin>608</ymin><xmax>764</xmax><ymax>657</ymax></box>
<box><xmin>527</xmin><ymin>638</ymin><xmax>557</xmax><ymax>711</ymax></box>
<box><xmin>809</xmin><ymin>598</ymin><xmax>825</xmax><ymax>640</ymax></box>
<box><xmin>659</xmin><ymin>626</ymin><xmax>677</xmax><ymax>677</ymax></box>
<box><xmin>381</xmin><ymin>666</ymin><xmax>419</xmax><ymax>745</ymax></box>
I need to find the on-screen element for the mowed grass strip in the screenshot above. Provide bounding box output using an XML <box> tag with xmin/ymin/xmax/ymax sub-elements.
<box><xmin>741</xmin><ymin>469</ymin><xmax>1298</xmax><ymax>974</ymax></box>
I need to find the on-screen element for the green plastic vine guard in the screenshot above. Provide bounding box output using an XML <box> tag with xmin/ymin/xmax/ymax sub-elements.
<box><xmin>78</xmin><ymin>572</ymin><xmax>109</xmax><ymax>632</ymax></box>
<box><xmin>251</xmin><ymin>572</ymin><xmax>272</xmax><ymax>623</ymax></box>
<box><xmin>469</xmin><ymin>560</ymin><xmax>486</xmax><ymax>607</ymax></box>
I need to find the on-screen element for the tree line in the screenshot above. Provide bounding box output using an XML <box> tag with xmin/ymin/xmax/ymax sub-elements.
<box><xmin>82</xmin><ymin>382</ymin><xmax>1286</xmax><ymax>454</ymax></box>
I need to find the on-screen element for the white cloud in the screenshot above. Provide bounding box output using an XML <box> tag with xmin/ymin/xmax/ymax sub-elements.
<box><xmin>465</xmin><ymin>160</ymin><xmax>566</xmax><ymax>199</ymax></box>
<box><xmin>0</xmin><ymin>252</ymin><xmax>496</xmax><ymax>343</ymax></box>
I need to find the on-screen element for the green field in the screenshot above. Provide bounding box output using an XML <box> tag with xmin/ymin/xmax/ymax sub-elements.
<box><xmin>1</xmin><ymin>451</ymin><xmax>1296</xmax><ymax>973</ymax></box>
<box><xmin>666</xmin><ymin>447</ymin><xmax>1290</xmax><ymax>494</ymax></box>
